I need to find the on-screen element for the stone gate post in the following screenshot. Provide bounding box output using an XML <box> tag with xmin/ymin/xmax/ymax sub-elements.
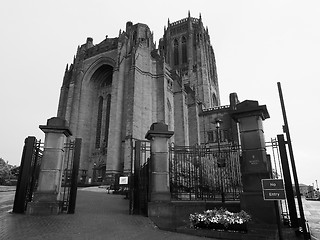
<box><xmin>145</xmin><ymin>122</ymin><xmax>174</xmax><ymax>201</ymax></box>
<box><xmin>232</xmin><ymin>100</ymin><xmax>277</xmax><ymax>226</ymax></box>
<box><xmin>27</xmin><ymin>117</ymin><xmax>72</xmax><ymax>215</ymax></box>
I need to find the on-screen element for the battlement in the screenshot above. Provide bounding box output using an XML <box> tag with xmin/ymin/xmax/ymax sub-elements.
<box><xmin>202</xmin><ymin>105</ymin><xmax>231</xmax><ymax>113</ymax></box>
<box><xmin>169</xmin><ymin>17</ymin><xmax>199</xmax><ymax>27</ymax></box>
<box><xmin>83</xmin><ymin>37</ymin><xmax>118</xmax><ymax>60</ymax></box>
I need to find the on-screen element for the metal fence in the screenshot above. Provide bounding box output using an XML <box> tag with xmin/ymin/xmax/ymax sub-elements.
<box><xmin>60</xmin><ymin>138</ymin><xmax>81</xmax><ymax>214</ymax></box>
<box><xmin>130</xmin><ymin>140</ymin><xmax>151</xmax><ymax>215</ymax></box>
<box><xmin>266</xmin><ymin>138</ymin><xmax>297</xmax><ymax>227</ymax></box>
<box><xmin>169</xmin><ymin>143</ymin><xmax>242</xmax><ymax>201</ymax></box>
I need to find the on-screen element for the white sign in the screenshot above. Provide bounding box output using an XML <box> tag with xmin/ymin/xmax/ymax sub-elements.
<box><xmin>119</xmin><ymin>176</ymin><xmax>128</xmax><ymax>185</ymax></box>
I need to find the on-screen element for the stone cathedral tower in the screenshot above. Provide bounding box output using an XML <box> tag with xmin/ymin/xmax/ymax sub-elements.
<box><xmin>57</xmin><ymin>14</ymin><xmax>220</xmax><ymax>184</ymax></box>
<box><xmin>160</xmin><ymin>12</ymin><xmax>220</xmax><ymax>108</ymax></box>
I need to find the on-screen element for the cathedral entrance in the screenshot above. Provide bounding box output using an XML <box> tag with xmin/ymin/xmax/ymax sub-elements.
<box><xmin>80</xmin><ymin>63</ymin><xmax>114</xmax><ymax>184</ymax></box>
<box><xmin>92</xmin><ymin>164</ymin><xmax>106</xmax><ymax>183</ymax></box>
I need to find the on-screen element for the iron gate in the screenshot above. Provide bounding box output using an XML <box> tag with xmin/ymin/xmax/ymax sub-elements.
<box><xmin>60</xmin><ymin>138</ymin><xmax>82</xmax><ymax>214</ymax></box>
<box><xmin>13</xmin><ymin>137</ymin><xmax>81</xmax><ymax>214</ymax></box>
<box><xmin>266</xmin><ymin>137</ymin><xmax>300</xmax><ymax>228</ymax></box>
<box><xmin>169</xmin><ymin>143</ymin><xmax>242</xmax><ymax>201</ymax></box>
<box><xmin>130</xmin><ymin>140</ymin><xmax>150</xmax><ymax>215</ymax></box>
<box><xmin>13</xmin><ymin>136</ymin><xmax>43</xmax><ymax>213</ymax></box>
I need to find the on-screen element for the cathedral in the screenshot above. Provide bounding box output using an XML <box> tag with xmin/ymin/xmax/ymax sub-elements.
<box><xmin>57</xmin><ymin>13</ymin><xmax>237</xmax><ymax>184</ymax></box>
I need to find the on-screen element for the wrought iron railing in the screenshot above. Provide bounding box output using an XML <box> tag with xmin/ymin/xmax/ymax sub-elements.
<box><xmin>169</xmin><ymin>143</ymin><xmax>242</xmax><ymax>201</ymax></box>
<box><xmin>60</xmin><ymin>138</ymin><xmax>81</xmax><ymax>214</ymax></box>
<box><xmin>13</xmin><ymin>137</ymin><xmax>43</xmax><ymax>213</ymax></box>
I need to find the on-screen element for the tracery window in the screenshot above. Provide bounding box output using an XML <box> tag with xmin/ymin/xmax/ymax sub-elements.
<box><xmin>104</xmin><ymin>94</ymin><xmax>111</xmax><ymax>148</ymax></box>
<box><xmin>95</xmin><ymin>96</ymin><xmax>103</xmax><ymax>149</ymax></box>
<box><xmin>182</xmin><ymin>36</ymin><xmax>187</xmax><ymax>63</ymax></box>
<box><xmin>173</xmin><ymin>39</ymin><xmax>179</xmax><ymax>66</ymax></box>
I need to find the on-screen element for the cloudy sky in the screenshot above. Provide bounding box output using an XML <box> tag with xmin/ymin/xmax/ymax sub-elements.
<box><xmin>1</xmin><ymin>0</ymin><xmax>319</xmax><ymax>186</ymax></box>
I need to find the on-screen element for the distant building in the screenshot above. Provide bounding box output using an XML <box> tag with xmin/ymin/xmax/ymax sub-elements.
<box><xmin>57</xmin><ymin>13</ymin><xmax>239</xmax><ymax>184</ymax></box>
<box><xmin>293</xmin><ymin>184</ymin><xmax>313</xmax><ymax>196</ymax></box>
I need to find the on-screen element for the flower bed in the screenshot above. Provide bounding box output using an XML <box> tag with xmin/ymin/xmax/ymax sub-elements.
<box><xmin>189</xmin><ymin>208</ymin><xmax>251</xmax><ymax>232</ymax></box>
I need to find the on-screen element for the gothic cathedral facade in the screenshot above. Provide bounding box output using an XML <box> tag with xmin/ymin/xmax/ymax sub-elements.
<box><xmin>57</xmin><ymin>14</ymin><xmax>226</xmax><ymax>184</ymax></box>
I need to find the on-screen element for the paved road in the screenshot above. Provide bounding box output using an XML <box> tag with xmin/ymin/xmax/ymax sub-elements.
<box><xmin>0</xmin><ymin>187</ymin><xmax>208</xmax><ymax>240</ymax></box>
<box><xmin>1</xmin><ymin>187</ymin><xmax>319</xmax><ymax>239</ymax></box>
<box><xmin>303</xmin><ymin>198</ymin><xmax>320</xmax><ymax>240</ymax></box>
<box><xmin>0</xmin><ymin>190</ymin><xmax>15</xmax><ymax>215</ymax></box>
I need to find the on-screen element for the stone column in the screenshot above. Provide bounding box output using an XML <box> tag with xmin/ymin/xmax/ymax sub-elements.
<box><xmin>27</xmin><ymin>117</ymin><xmax>72</xmax><ymax>215</ymax></box>
<box><xmin>145</xmin><ymin>122</ymin><xmax>174</xmax><ymax>202</ymax></box>
<box><xmin>232</xmin><ymin>100</ymin><xmax>277</xmax><ymax>225</ymax></box>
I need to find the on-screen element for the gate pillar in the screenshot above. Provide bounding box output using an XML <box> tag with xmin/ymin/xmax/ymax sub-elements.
<box><xmin>27</xmin><ymin>117</ymin><xmax>72</xmax><ymax>215</ymax></box>
<box><xmin>145</xmin><ymin>122</ymin><xmax>174</xmax><ymax>202</ymax></box>
<box><xmin>232</xmin><ymin>100</ymin><xmax>278</xmax><ymax>226</ymax></box>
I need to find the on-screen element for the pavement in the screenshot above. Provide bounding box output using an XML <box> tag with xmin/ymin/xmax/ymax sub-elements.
<box><xmin>302</xmin><ymin>198</ymin><xmax>320</xmax><ymax>240</ymax></box>
<box><xmin>0</xmin><ymin>186</ymin><xmax>319</xmax><ymax>240</ymax></box>
<box><xmin>0</xmin><ymin>187</ymin><xmax>207</xmax><ymax>240</ymax></box>
<box><xmin>0</xmin><ymin>186</ymin><xmax>16</xmax><ymax>192</ymax></box>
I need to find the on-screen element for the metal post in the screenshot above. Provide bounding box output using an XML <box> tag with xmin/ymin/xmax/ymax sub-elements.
<box><xmin>68</xmin><ymin>138</ymin><xmax>81</xmax><ymax>214</ymax></box>
<box><xmin>216</xmin><ymin>118</ymin><xmax>225</xmax><ymax>203</ymax></box>
<box><xmin>275</xmin><ymin>201</ymin><xmax>284</xmax><ymax>240</ymax></box>
<box><xmin>133</xmin><ymin>140</ymin><xmax>141</xmax><ymax>214</ymax></box>
<box><xmin>277</xmin><ymin>134</ymin><xmax>299</xmax><ymax>228</ymax></box>
<box><xmin>129</xmin><ymin>137</ymin><xmax>134</xmax><ymax>215</ymax></box>
<box><xmin>13</xmin><ymin>136</ymin><xmax>36</xmax><ymax>214</ymax></box>
<box><xmin>277</xmin><ymin>82</ymin><xmax>310</xmax><ymax>239</ymax></box>
<box><xmin>6</xmin><ymin>161</ymin><xmax>11</xmax><ymax>183</ymax></box>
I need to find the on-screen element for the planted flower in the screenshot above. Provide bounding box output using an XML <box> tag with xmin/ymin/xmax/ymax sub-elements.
<box><xmin>189</xmin><ymin>208</ymin><xmax>251</xmax><ymax>232</ymax></box>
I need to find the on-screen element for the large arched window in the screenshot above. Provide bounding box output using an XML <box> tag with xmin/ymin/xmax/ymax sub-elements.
<box><xmin>96</xmin><ymin>96</ymin><xmax>103</xmax><ymax>148</ymax></box>
<box><xmin>104</xmin><ymin>94</ymin><xmax>111</xmax><ymax>148</ymax></box>
<box><xmin>181</xmin><ymin>36</ymin><xmax>187</xmax><ymax>63</ymax></box>
<box><xmin>173</xmin><ymin>39</ymin><xmax>179</xmax><ymax>66</ymax></box>
<box><xmin>91</xmin><ymin>64</ymin><xmax>113</xmax><ymax>88</ymax></box>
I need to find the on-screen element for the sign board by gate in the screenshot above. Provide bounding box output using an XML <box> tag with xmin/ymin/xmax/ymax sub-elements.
<box><xmin>262</xmin><ymin>179</ymin><xmax>286</xmax><ymax>200</ymax></box>
<box><xmin>119</xmin><ymin>176</ymin><xmax>129</xmax><ymax>185</ymax></box>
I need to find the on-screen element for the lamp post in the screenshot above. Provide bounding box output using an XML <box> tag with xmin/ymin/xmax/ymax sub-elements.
<box><xmin>215</xmin><ymin>118</ymin><xmax>225</xmax><ymax>203</ymax></box>
<box><xmin>93</xmin><ymin>163</ymin><xmax>96</xmax><ymax>183</ymax></box>
<box><xmin>6</xmin><ymin>161</ymin><xmax>11</xmax><ymax>183</ymax></box>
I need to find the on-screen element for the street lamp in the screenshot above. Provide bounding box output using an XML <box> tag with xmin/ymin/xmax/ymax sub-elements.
<box><xmin>93</xmin><ymin>163</ymin><xmax>97</xmax><ymax>183</ymax></box>
<box><xmin>215</xmin><ymin>118</ymin><xmax>225</xmax><ymax>203</ymax></box>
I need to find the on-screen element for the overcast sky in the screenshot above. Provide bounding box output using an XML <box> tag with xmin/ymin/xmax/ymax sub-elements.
<box><xmin>1</xmin><ymin>0</ymin><xmax>319</xmax><ymax>186</ymax></box>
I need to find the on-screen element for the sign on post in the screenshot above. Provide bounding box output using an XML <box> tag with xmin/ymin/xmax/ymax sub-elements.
<box><xmin>119</xmin><ymin>176</ymin><xmax>129</xmax><ymax>185</ymax></box>
<box><xmin>262</xmin><ymin>179</ymin><xmax>286</xmax><ymax>200</ymax></box>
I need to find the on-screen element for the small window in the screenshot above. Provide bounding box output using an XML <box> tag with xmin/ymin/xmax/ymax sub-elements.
<box><xmin>207</xmin><ymin>130</ymin><xmax>229</xmax><ymax>143</ymax></box>
<box><xmin>207</xmin><ymin>131</ymin><xmax>216</xmax><ymax>143</ymax></box>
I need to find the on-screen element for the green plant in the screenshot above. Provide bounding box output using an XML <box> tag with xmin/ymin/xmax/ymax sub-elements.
<box><xmin>189</xmin><ymin>208</ymin><xmax>251</xmax><ymax>229</ymax></box>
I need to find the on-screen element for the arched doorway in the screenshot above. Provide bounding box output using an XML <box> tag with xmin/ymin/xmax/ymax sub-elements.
<box><xmin>79</xmin><ymin>63</ymin><xmax>114</xmax><ymax>184</ymax></box>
